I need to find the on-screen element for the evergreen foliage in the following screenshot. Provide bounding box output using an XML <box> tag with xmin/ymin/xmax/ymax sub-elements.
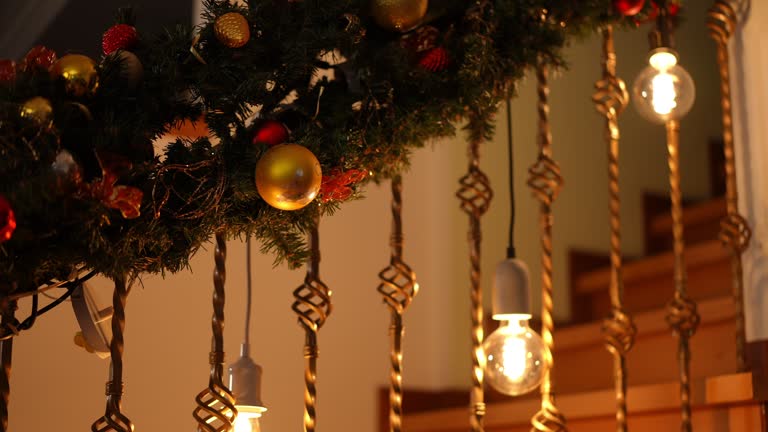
<box><xmin>0</xmin><ymin>0</ymin><xmax>660</xmax><ymax>294</ymax></box>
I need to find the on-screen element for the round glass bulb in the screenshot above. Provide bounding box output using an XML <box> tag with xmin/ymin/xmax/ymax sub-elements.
<box><xmin>234</xmin><ymin>412</ymin><xmax>262</xmax><ymax>432</ymax></box>
<box><xmin>483</xmin><ymin>319</ymin><xmax>546</xmax><ymax>396</ymax></box>
<box><xmin>632</xmin><ymin>50</ymin><xmax>696</xmax><ymax>124</ymax></box>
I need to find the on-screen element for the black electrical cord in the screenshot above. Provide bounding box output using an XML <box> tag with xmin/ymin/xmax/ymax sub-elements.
<box><xmin>505</xmin><ymin>99</ymin><xmax>516</xmax><ymax>259</ymax></box>
<box><xmin>0</xmin><ymin>270</ymin><xmax>95</xmax><ymax>341</ymax></box>
<box><xmin>244</xmin><ymin>237</ymin><xmax>253</xmax><ymax>350</ymax></box>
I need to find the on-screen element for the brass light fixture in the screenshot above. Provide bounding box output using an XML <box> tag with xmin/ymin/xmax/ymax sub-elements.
<box><xmin>377</xmin><ymin>175</ymin><xmax>418</xmax><ymax>432</ymax></box>
<box><xmin>593</xmin><ymin>25</ymin><xmax>637</xmax><ymax>432</ymax></box>
<box><xmin>707</xmin><ymin>0</ymin><xmax>752</xmax><ymax>372</ymax></box>
<box><xmin>193</xmin><ymin>231</ymin><xmax>238</xmax><ymax>432</ymax></box>
<box><xmin>292</xmin><ymin>217</ymin><xmax>332</xmax><ymax>432</ymax></box>
<box><xmin>528</xmin><ymin>62</ymin><xmax>567</xmax><ymax>432</ymax></box>
<box><xmin>456</xmin><ymin>126</ymin><xmax>493</xmax><ymax>432</ymax></box>
<box><xmin>0</xmin><ymin>299</ymin><xmax>14</xmax><ymax>432</ymax></box>
<box><xmin>632</xmin><ymin>3</ymin><xmax>700</xmax><ymax>431</ymax></box>
<box><xmin>228</xmin><ymin>238</ymin><xmax>268</xmax><ymax>432</ymax></box>
<box><xmin>90</xmin><ymin>277</ymin><xmax>134</xmax><ymax>432</ymax></box>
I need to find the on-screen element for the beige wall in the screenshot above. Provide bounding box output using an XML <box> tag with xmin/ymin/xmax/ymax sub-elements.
<box><xmin>9</xmin><ymin>2</ymin><xmax>722</xmax><ymax>431</ymax></box>
<box><xmin>731</xmin><ymin>0</ymin><xmax>768</xmax><ymax>342</ymax></box>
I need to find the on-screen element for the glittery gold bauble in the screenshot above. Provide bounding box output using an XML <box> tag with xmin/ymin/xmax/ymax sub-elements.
<box><xmin>214</xmin><ymin>12</ymin><xmax>251</xmax><ymax>48</ymax></box>
<box><xmin>52</xmin><ymin>54</ymin><xmax>99</xmax><ymax>97</ymax></box>
<box><xmin>255</xmin><ymin>144</ymin><xmax>322</xmax><ymax>211</ymax></box>
<box><xmin>371</xmin><ymin>0</ymin><xmax>428</xmax><ymax>32</ymax></box>
<box><xmin>19</xmin><ymin>96</ymin><xmax>53</xmax><ymax>126</ymax></box>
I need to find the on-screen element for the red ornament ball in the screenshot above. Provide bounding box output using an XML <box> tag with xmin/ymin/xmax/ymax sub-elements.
<box><xmin>0</xmin><ymin>196</ymin><xmax>16</xmax><ymax>243</ymax></box>
<box><xmin>252</xmin><ymin>120</ymin><xmax>289</xmax><ymax>147</ymax></box>
<box><xmin>0</xmin><ymin>60</ymin><xmax>15</xmax><ymax>83</ymax></box>
<box><xmin>102</xmin><ymin>24</ymin><xmax>139</xmax><ymax>55</ymax></box>
<box><xmin>614</xmin><ymin>0</ymin><xmax>646</xmax><ymax>16</ymax></box>
<box><xmin>418</xmin><ymin>47</ymin><xmax>450</xmax><ymax>73</ymax></box>
<box><xmin>22</xmin><ymin>46</ymin><xmax>57</xmax><ymax>71</ymax></box>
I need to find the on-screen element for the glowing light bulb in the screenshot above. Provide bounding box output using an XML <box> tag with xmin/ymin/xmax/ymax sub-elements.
<box><xmin>632</xmin><ymin>48</ymin><xmax>695</xmax><ymax>124</ymax></box>
<box><xmin>483</xmin><ymin>315</ymin><xmax>546</xmax><ymax>396</ymax></box>
<box><xmin>234</xmin><ymin>411</ymin><xmax>263</xmax><ymax>432</ymax></box>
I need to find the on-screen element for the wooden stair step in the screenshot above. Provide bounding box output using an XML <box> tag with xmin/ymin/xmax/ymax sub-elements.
<box><xmin>572</xmin><ymin>239</ymin><xmax>731</xmax><ymax>323</ymax></box>
<box><xmin>645</xmin><ymin>196</ymin><xmax>726</xmax><ymax>254</ymax></box>
<box><xmin>552</xmin><ymin>295</ymin><xmax>738</xmax><ymax>395</ymax></box>
<box><xmin>403</xmin><ymin>372</ymin><xmax>762</xmax><ymax>432</ymax></box>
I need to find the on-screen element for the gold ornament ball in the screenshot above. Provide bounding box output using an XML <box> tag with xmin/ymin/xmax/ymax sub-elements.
<box><xmin>19</xmin><ymin>96</ymin><xmax>53</xmax><ymax>126</ymax></box>
<box><xmin>255</xmin><ymin>144</ymin><xmax>322</xmax><ymax>211</ymax></box>
<box><xmin>371</xmin><ymin>0</ymin><xmax>428</xmax><ymax>32</ymax></box>
<box><xmin>214</xmin><ymin>12</ymin><xmax>251</xmax><ymax>48</ymax></box>
<box><xmin>52</xmin><ymin>54</ymin><xmax>99</xmax><ymax>97</ymax></box>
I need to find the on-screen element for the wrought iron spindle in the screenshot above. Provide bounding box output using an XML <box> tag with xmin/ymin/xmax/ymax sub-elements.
<box><xmin>193</xmin><ymin>231</ymin><xmax>237</xmax><ymax>432</ymax></box>
<box><xmin>378</xmin><ymin>176</ymin><xmax>418</xmax><ymax>432</ymax></box>
<box><xmin>528</xmin><ymin>63</ymin><xmax>567</xmax><ymax>432</ymax></box>
<box><xmin>0</xmin><ymin>299</ymin><xmax>16</xmax><ymax>432</ymax></box>
<box><xmin>592</xmin><ymin>25</ymin><xmax>637</xmax><ymax>432</ymax></box>
<box><xmin>292</xmin><ymin>218</ymin><xmax>332</xmax><ymax>432</ymax></box>
<box><xmin>707</xmin><ymin>0</ymin><xmax>751</xmax><ymax>372</ymax></box>
<box><xmin>91</xmin><ymin>277</ymin><xmax>134</xmax><ymax>432</ymax></box>
<box><xmin>457</xmin><ymin>131</ymin><xmax>492</xmax><ymax>432</ymax></box>
<box><xmin>664</xmin><ymin>121</ymin><xmax>701</xmax><ymax>432</ymax></box>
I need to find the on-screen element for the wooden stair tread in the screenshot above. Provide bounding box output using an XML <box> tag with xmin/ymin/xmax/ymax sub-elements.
<box><xmin>556</xmin><ymin>295</ymin><xmax>734</xmax><ymax>351</ymax></box>
<box><xmin>648</xmin><ymin>196</ymin><xmax>726</xmax><ymax>237</ymax></box>
<box><xmin>403</xmin><ymin>372</ymin><xmax>758</xmax><ymax>430</ymax></box>
<box><xmin>550</xmin><ymin>295</ymin><xmax>739</xmax><ymax>394</ymax></box>
<box><xmin>575</xmin><ymin>239</ymin><xmax>728</xmax><ymax>296</ymax></box>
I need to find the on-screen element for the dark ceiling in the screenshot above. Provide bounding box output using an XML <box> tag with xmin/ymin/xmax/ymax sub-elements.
<box><xmin>1</xmin><ymin>0</ymin><xmax>193</xmax><ymax>59</ymax></box>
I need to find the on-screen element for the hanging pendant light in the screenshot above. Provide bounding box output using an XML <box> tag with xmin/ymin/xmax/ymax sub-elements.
<box><xmin>632</xmin><ymin>0</ymin><xmax>695</xmax><ymax>124</ymax></box>
<box><xmin>484</xmin><ymin>100</ymin><xmax>546</xmax><ymax>397</ymax></box>
<box><xmin>229</xmin><ymin>237</ymin><xmax>267</xmax><ymax>432</ymax></box>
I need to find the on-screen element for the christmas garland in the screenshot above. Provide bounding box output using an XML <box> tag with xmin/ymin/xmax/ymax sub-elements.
<box><xmin>0</xmin><ymin>0</ymin><xmax>671</xmax><ymax>294</ymax></box>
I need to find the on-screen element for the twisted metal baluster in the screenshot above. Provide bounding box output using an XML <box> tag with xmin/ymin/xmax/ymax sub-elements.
<box><xmin>292</xmin><ymin>218</ymin><xmax>332</xmax><ymax>432</ymax></box>
<box><xmin>0</xmin><ymin>300</ymin><xmax>16</xmax><ymax>432</ymax></box>
<box><xmin>457</xmin><ymin>131</ymin><xmax>492</xmax><ymax>432</ymax></box>
<box><xmin>193</xmin><ymin>231</ymin><xmax>237</xmax><ymax>432</ymax></box>
<box><xmin>378</xmin><ymin>176</ymin><xmax>419</xmax><ymax>432</ymax></box>
<box><xmin>592</xmin><ymin>26</ymin><xmax>637</xmax><ymax>432</ymax></box>
<box><xmin>91</xmin><ymin>277</ymin><xmax>134</xmax><ymax>432</ymax></box>
<box><xmin>664</xmin><ymin>121</ymin><xmax>701</xmax><ymax>432</ymax></box>
<box><xmin>707</xmin><ymin>0</ymin><xmax>751</xmax><ymax>372</ymax></box>
<box><xmin>528</xmin><ymin>63</ymin><xmax>567</xmax><ymax>432</ymax></box>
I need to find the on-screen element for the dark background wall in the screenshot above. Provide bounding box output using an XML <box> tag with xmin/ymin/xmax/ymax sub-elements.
<box><xmin>0</xmin><ymin>0</ymin><xmax>192</xmax><ymax>58</ymax></box>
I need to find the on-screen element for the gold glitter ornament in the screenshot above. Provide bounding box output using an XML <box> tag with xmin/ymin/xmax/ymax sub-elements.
<box><xmin>371</xmin><ymin>0</ymin><xmax>428</xmax><ymax>33</ymax></box>
<box><xmin>214</xmin><ymin>12</ymin><xmax>251</xmax><ymax>48</ymax></box>
<box><xmin>19</xmin><ymin>97</ymin><xmax>53</xmax><ymax>126</ymax></box>
<box><xmin>51</xmin><ymin>54</ymin><xmax>99</xmax><ymax>97</ymax></box>
<box><xmin>255</xmin><ymin>144</ymin><xmax>322</xmax><ymax>211</ymax></box>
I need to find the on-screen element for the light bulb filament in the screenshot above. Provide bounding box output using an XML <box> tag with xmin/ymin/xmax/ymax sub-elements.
<box><xmin>651</xmin><ymin>72</ymin><xmax>677</xmax><ymax>115</ymax></box>
<box><xmin>500</xmin><ymin>337</ymin><xmax>527</xmax><ymax>382</ymax></box>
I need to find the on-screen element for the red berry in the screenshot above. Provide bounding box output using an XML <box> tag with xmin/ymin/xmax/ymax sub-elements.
<box><xmin>252</xmin><ymin>120</ymin><xmax>289</xmax><ymax>147</ymax></box>
<box><xmin>0</xmin><ymin>195</ymin><xmax>16</xmax><ymax>243</ymax></box>
<box><xmin>22</xmin><ymin>46</ymin><xmax>57</xmax><ymax>71</ymax></box>
<box><xmin>614</xmin><ymin>0</ymin><xmax>646</xmax><ymax>16</ymax></box>
<box><xmin>0</xmin><ymin>60</ymin><xmax>15</xmax><ymax>83</ymax></box>
<box><xmin>102</xmin><ymin>24</ymin><xmax>139</xmax><ymax>55</ymax></box>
